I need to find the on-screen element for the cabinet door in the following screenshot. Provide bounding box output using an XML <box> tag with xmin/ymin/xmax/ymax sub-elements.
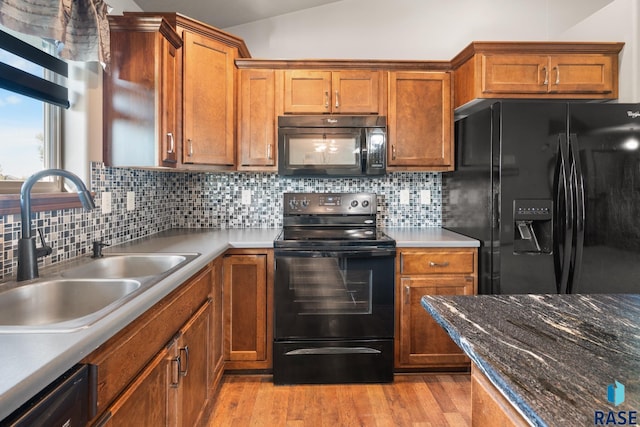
<box><xmin>160</xmin><ymin>35</ymin><xmax>179</xmax><ymax>166</ymax></box>
<box><xmin>177</xmin><ymin>300</ymin><xmax>211</xmax><ymax>427</ymax></box>
<box><xmin>548</xmin><ymin>54</ymin><xmax>615</xmax><ymax>94</ymax></box>
<box><xmin>98</xmin><ymin>341</ymin><xmax>178</xmax><ymax>427</ymax></box>
<box><xmin>332</xmin><ymin>70</ymin><xmax>380</xmax><ymax>114</ymax></box>
<box><xmin>482</xmin><ymin>54</ymin><xmax>549</xmax><ymax>94</ymax></box>
<box><xmin>182</xmin><ymin>29</ymin><xmax>235</xmax><ymax>166</ymax></box>
<box><xmin>223</xmin><ymin>254</ymin><xmax>268</xmax><ymax>367</ymax></box>
<box><xmin>398</xmin><ymin>275</ymin><xmax>474</xmax><ymax>368</ymax></box>
<box><xmin>388</xmin><ymin>72</ymin><xmax>453</xmax><ymax>169</ymax></box>
<box><xmin>283</xmin><ymin>70</ymin><xmax>332</xmax><ymax>113</ymax></box>
<box><xmin>104</xmin><ymin>18</ymin><xmax>181</xmax><ymax>168</ymax></box>
<box><xmin>238</xmin><ymin>69</ymin><xmax>276</xmax><ymax>168</ymax></box>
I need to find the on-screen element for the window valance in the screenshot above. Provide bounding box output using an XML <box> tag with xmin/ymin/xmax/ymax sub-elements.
<box><xmin>0</xmin><ymin>0</ymin><xmax>110</xmax><ymax>69</ymax></box>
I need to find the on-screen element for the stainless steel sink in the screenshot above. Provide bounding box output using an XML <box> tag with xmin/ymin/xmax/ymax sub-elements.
<box><xmin>61</xmin><ymin>254</ymin><xmax>195</xmax><ymax>279</ymax></box>
<box><xmin>0</xmin><ymin>252</ymin><xmax>200</xmax><ymax>333</ymax></box>
<box><xmin>0</xmin><ymin>279</ymin><xmax>141</xmax><ymax>333</ymax></box>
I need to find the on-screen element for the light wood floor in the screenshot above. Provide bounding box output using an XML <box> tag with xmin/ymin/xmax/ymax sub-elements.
<box><xmin>207</xmin><ymin>374</ymin><xmax>471</xmax><ymax>426</ymax></box>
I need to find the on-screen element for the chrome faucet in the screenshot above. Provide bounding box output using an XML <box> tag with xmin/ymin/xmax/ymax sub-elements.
<box><xmin>17</xmin><ymin>169</ymin><xmax>95</xmax><ymax>281</ymax></box>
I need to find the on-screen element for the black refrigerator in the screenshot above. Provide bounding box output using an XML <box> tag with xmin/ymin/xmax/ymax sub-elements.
<box><xmin>443</xmin><ymin>101</ymin><xmax>640</xmax><ymax>294</ymax></box>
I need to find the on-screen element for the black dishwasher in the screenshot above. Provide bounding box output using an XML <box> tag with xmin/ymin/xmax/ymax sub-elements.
<box><xmin>1</xmin><ymin>364</ymin><xmax>94</xmax><ymax>427</ymax></box>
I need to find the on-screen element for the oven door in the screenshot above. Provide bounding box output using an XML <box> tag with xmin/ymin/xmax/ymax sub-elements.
<box><xmin>274</xmin><ymin>248</ymin><xmax>395</xmax><ymax>340</ymax></box>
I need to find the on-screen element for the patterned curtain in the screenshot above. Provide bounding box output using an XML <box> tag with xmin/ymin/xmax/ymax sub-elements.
<box><xmin>0</xmin><ymin>0</ymin><xmax>110</xmax><ymax>68</ymax></box>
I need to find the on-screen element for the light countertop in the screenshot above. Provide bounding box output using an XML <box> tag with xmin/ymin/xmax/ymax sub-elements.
<box><xmin>0</xmin><ymin>226</ymin><xmax>477</xmax><ymax>420</ymax></box>
<box><xmin>385</xmin><ymin>227</ymin><xmax>479</xmax><ymax>247</ymax></box>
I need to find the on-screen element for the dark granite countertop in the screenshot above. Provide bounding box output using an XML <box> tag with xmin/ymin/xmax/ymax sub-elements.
<box><xmin>421</xmin><ymin>294</ymin><xmax>640</xmax><ymax>427</ymax></box>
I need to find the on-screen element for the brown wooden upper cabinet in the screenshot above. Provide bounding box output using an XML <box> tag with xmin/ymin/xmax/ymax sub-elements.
<box><xmin>283</xmin><ymin>70</ymin><xmax>381</xmax><ymax>114</ymax></box>
<box><xmin>181</xmin><ymin>29</ymin><xmax>236</xmax><ymax>167</ymax></box>
<box><xmin>103</xmin><ymin>16</ymin><xmax>183</xmax><ymax>168</ymax></box>
<box><xmin>107</xmin><ymin>12</ymin><xmax>250</xmax><ymax>170</ymax></box>
<box><xmin>387</xmin><ymin>71</ymin><xmax>453</xmax><ymax>171</ymax></box>
<box><xmin>237</xmin><ymin>69</ymin><xmax>277</xmax><ymax>170</ymax></box>
<box><xmin>452</xmin><ymin>41</ymin><xmax>624</xmax><ymax>110</ymax></box>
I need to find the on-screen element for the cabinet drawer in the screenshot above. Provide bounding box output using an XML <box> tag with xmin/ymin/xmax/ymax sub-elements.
<box><xmin>400</xmin><ymin>250</ymin><xmax>475</xmax><ymax>275</ymax></box>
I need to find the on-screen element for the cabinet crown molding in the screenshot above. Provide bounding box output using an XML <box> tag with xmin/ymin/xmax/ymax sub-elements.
<box><xmin>451</xmin><ymin>41</ymin><xmax>625</xmax><ymax>69</ymax></box>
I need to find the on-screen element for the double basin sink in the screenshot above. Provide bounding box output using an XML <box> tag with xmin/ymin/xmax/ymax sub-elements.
<box><xmin>0</xmin><ymin>253</ymin><xmax>199</xmax><ymax>333</ymax></box>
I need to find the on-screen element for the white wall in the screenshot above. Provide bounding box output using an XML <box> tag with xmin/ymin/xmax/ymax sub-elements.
<box><xmin>555</xmin><ymin>0</ymin><xmax>639</xmax><ymax>102</ymax></box>
<box><xmin>226</xmin><ymin>0</ymin><xmax>614</xmax><ymax>59</ymax></box>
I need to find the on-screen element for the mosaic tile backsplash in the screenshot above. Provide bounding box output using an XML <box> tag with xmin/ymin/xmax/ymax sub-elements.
<box><xmin>0</xmin><ymin>162</ymin><xmax>442</xmax><ymax>279</ymax></box>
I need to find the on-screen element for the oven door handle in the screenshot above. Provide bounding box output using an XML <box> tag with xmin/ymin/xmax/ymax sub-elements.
<box><xmin>285</xmin><ymin>347</ymin><xmax>382</xmax><ymax>355</ymax></box>
<box><xmin>275</xmin><ymin>248</ymin><xmax>396</xmax><ymax>258</ymax></box>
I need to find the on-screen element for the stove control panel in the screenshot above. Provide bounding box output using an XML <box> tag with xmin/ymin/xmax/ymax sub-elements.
<box><xmin>283</xmin><ymin>193</ymin><xmax>377</xmax><ymax>215</ymax></box>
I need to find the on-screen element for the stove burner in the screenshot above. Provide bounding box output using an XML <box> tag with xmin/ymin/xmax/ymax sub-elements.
<box><xmin>276</xmin><ymin>192</ymin><xmax>394</xmax><ymax>249</ymax></box>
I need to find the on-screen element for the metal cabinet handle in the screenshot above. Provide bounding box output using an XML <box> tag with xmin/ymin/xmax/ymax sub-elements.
<box><xmin>335</xmin><ymin>90</ymin><xmax>340</xmax><ymax>109</ymax></box>
<box><xmin>404</xmin><ymin>285</ymin><xmax>410</xmax><ymax>305</ymax></box>
<box><xmin>392</xmin><ymin>145</ymin><xmax>397</xmax><ymax>160</ymax></box>
<box><xmin>542</xmin><ymin>66</ymin><xmax>549</xmax><ymax>85</ymax></box>
<box><xmin>170</xmin><ymin>356</ymin><xmax>181</xmax><ymax>387</ymax></box>
<box><xmin>324</xmin><ymin>90</ymin><xmax>329</xmax><ymax>109</ymax></box>
<box><xmin>179</xmin><ymin>346</ymin><xmax>189</xmax><ymax>377</ymax></box>
<box><xmin>267</xmin><ymin>143</ymin><xmax>272</xmax><ymax>160</ymax></box>
<box><xmin>429</xmin><ymin>261</ymin><xmax>450</xmax><ymax>268</ymax></box>
<box><xmin>187</xmin><ymin>139</ymin><xmax>194</xmax><ymax>157</ymax></box>
<box><xmin>167</xmin><ymin>132</ymin><xmax>175</xmax><ymax>154</ymax></box>
<box><xmin>553</xmin><ymin>66</ymin><xmax>560</xmax><ymax>85</ymax></box>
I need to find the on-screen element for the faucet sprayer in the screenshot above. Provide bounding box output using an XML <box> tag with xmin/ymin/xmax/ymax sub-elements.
<box><xmin>17</xmin><ymin>169</ymin><xmax>95</xmax><ymax>281</ymax></box>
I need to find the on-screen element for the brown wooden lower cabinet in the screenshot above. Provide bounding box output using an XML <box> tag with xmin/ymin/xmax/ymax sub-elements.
<box><xmin>471</xmin><ymin>365</ymin><xmax>529</xmax><ymax>427</ymax></box>
<box><xmin>85</xmin><ymin>263</ymin><xmax>222</xmax><ymax>426</ymax></box>
<box><xmin>222</xmin><ymin>249</ymin><xmax>274</xmax><ymax>370</ymax></box>
<box><xmin>98</xmin><ymin>301</ymin><xmax>212</xmax><ymax>427</ymax></box>
<box><xmin>395</xmin><ymin>248</ymin><xmax>478</xmax><ymax>370</ymax></box>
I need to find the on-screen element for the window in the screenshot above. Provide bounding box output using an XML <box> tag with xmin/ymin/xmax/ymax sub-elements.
<box><xmin>0</xmin><ymin>24</ymin><xmax>64</xmax><ymax>196</ymax></box>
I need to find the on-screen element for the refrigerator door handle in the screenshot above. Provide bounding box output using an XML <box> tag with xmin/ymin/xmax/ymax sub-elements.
<box><xmin>567</xmin><ymin>133</ymin><xmax>585</xmax><ymax>293</ymax></box>
<box><xmin>553</xmin><ymin>134</ymin><xmax>573</xmax><ymax>294</ymax></box>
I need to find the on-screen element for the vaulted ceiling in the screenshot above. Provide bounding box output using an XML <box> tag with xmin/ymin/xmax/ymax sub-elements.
<box><xmin>132</xmin><ymin>0</ymin><xmax>343</xmax><ymax>29</ymax></box>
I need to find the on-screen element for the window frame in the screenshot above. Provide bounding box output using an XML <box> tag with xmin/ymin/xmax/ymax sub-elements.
<box><xmin>0</xmin><ymin>25</ymin><xmax>82</xmax><ymax>214</ymax></box>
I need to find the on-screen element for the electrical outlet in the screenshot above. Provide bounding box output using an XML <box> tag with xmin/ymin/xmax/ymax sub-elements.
<box><xmin>400</xmin><ymin>189</ymin><xmax>410</xmax><ymax>205</ymax></box>
<box><xmin>101</xmin><ymin>192</ymin><xmax>112</xmax><ymax>214</ymax></box>
<box><xmin>242</xmin><ymin>189</ymin><xmax>252</xmax><ymax>205</ymax></box>
<box><xmin>126</xmin><ymin>192</ymin><xmax>135</xmax><ymax>211</ymax></box>
<box><xmin>420</xmin><ymin>189</ymin><xmax>431</xmax><ymax>205</ymax></box>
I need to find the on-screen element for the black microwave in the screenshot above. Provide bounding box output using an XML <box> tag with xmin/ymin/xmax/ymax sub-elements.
<box><xmin>278</xmin><ymin>115</ymin><xmax>387</xmax><ymax>177</ymax></box>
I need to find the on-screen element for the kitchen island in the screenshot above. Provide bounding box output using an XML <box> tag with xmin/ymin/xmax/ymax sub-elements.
<box><xmin>421</xmin><ymin>294</ymin><xmax>640</xmax><ymax>426</ymax></box>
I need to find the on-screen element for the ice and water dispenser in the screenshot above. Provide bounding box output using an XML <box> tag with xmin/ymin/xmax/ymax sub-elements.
<box><xmin>513</xmin><ymin>200</ymin><xmax>552</xmax><ymax>254</ymax></box>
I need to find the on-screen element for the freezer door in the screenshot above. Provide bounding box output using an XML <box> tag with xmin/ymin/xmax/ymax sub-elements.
<box><xmin>497</xmin><ymin>102</ymin><xmax>567</xmax><ymax>294</ymax></box>
<box><xmin>568</xmin><ymin>103</ymin><xmax>640</xmax><ymax>293</ymax></box>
